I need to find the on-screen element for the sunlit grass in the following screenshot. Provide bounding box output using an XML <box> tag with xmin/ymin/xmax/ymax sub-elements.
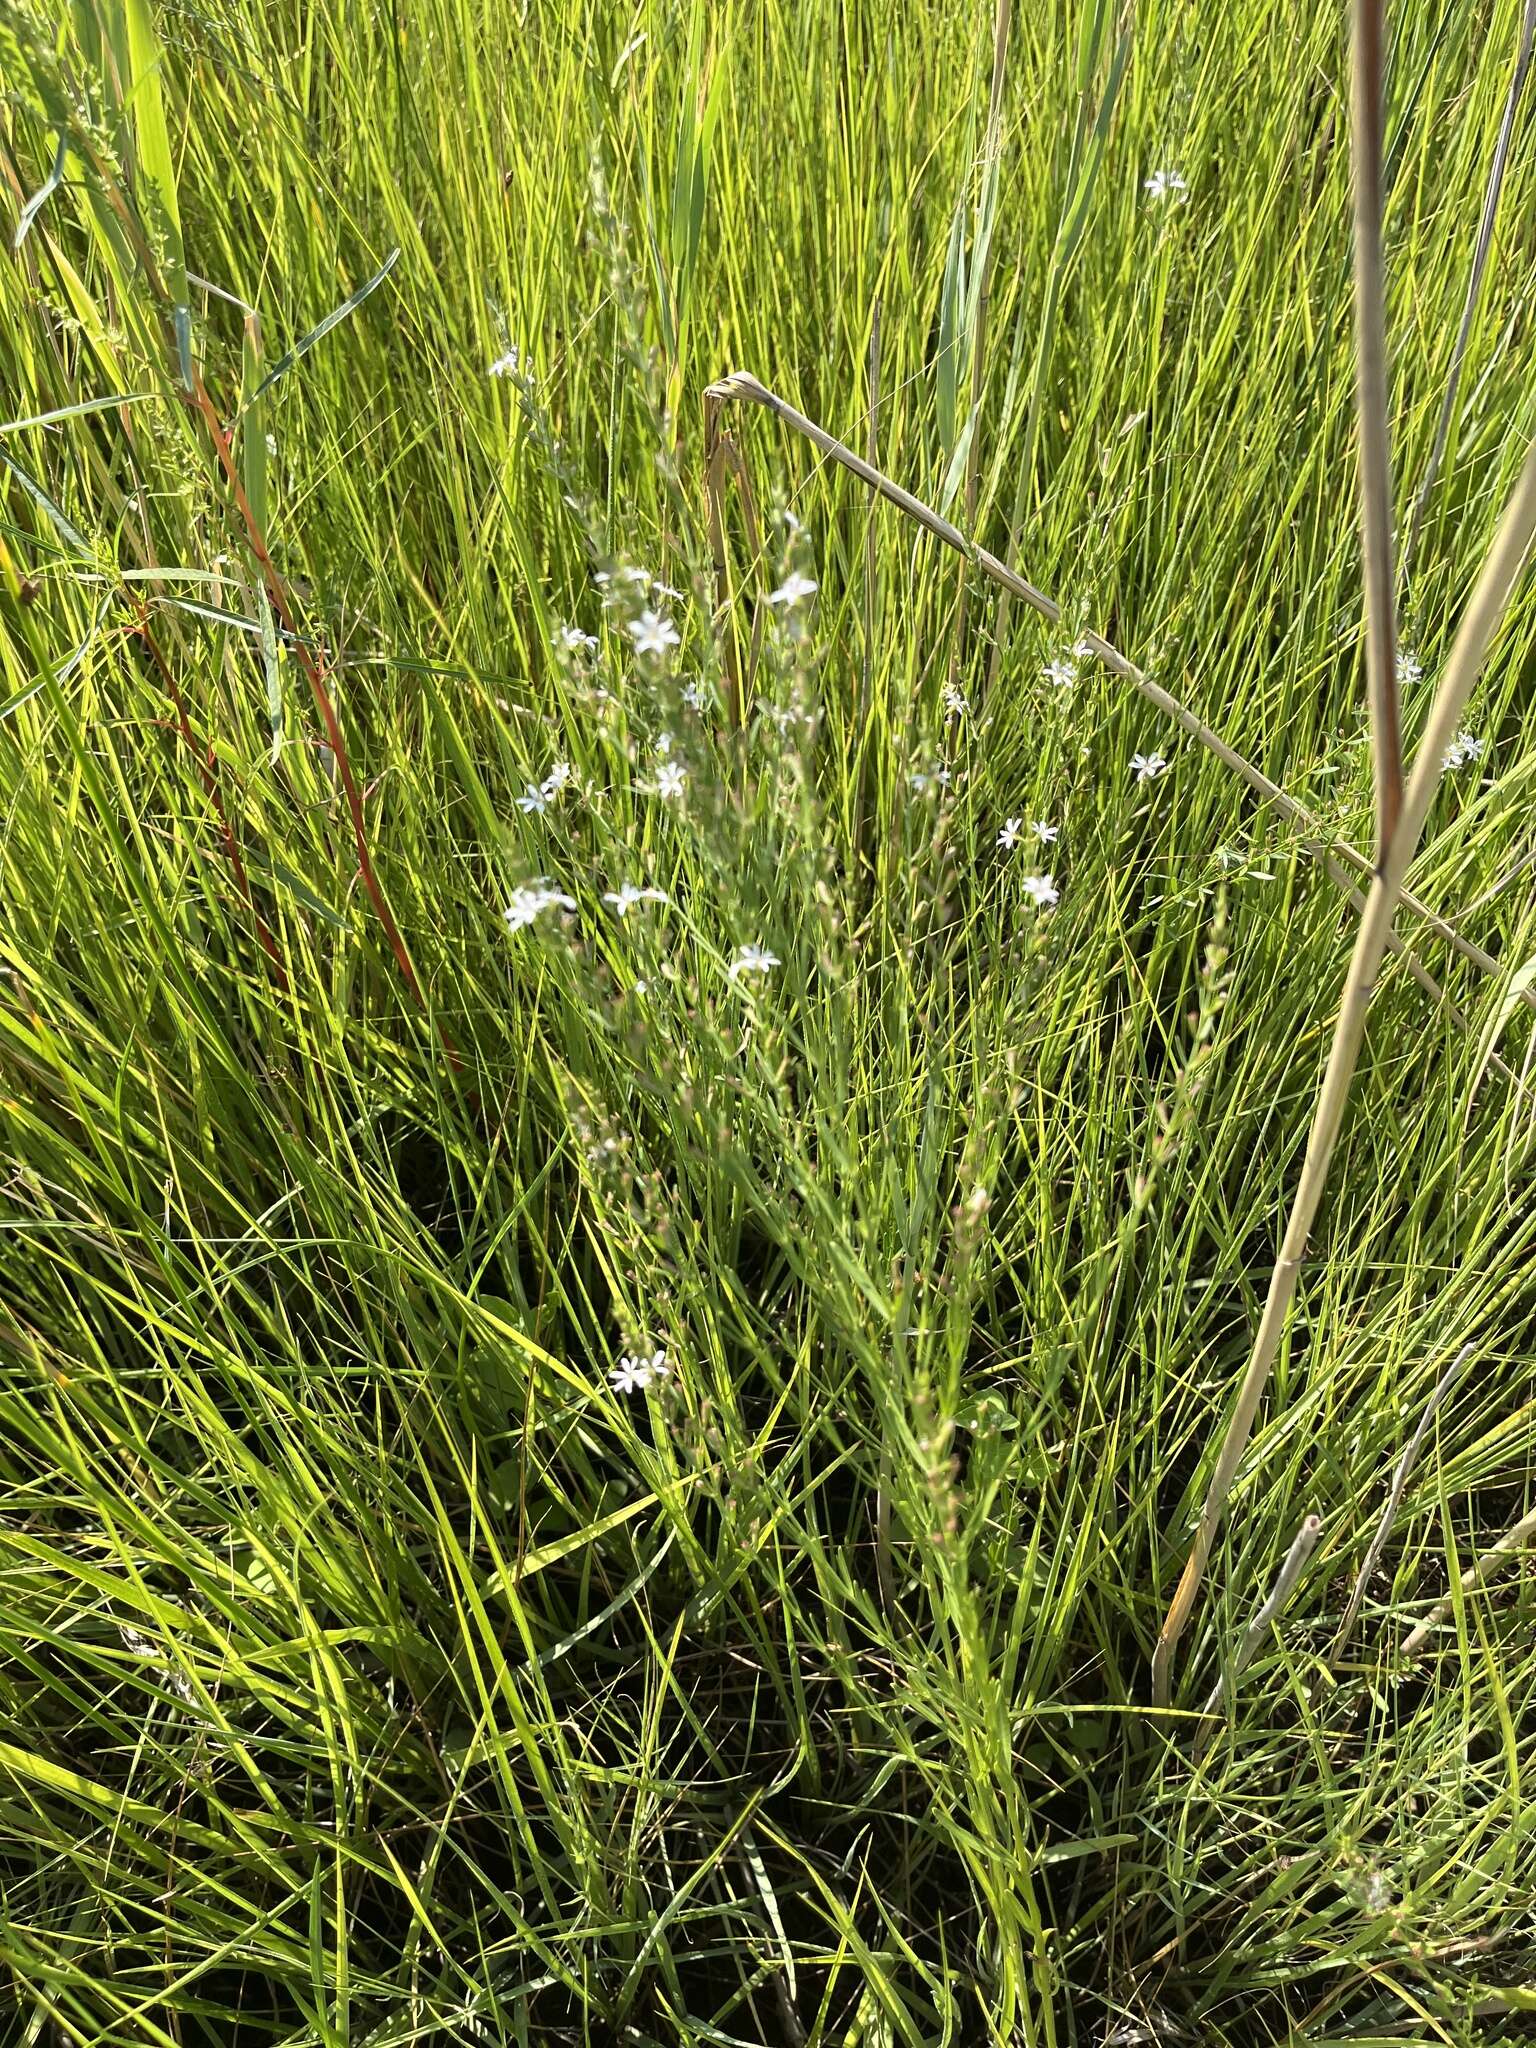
<box><xmin>4</xmin><ymin>0</ymin><xmax>1536</xmax><ymax>2041</ymax></box>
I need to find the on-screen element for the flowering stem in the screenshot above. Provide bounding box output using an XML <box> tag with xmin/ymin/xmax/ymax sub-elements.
<box><xmin>703</xmin><ymin>369</ymin><xmax>1532</xmax><ymax>1015</ymax></box>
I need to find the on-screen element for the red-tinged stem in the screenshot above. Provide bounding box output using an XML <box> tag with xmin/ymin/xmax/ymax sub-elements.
<box><xmin>132</xmin><ymin>603</ymin><xmax>287</xmax><ymax>986</ymax></box>
<box><xmin>186</xmin><ymin>371</ymin><xmax>425</xmax><ymax>1013</ymax></box>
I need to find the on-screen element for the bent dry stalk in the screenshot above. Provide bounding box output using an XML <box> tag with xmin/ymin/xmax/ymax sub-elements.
<box><xmin>703</xmin><ymin>369</ymin><xmax>1534</xmax><ymax>1016</ymax></box>
<box><xmin>1151</xmin><ymin>438</ymin><xmax>1536</xmax><ymax>1708</ymax></box>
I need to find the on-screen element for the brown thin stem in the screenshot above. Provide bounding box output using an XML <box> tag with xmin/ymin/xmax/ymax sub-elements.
<box><xmin>1350</xmin><ymin>0</ymin><xmax>1403</xmax><ymax>853</ymax></box>
<box><xmin>1152</xmin><ymin>436</ymin><xmax>1536</xmax><ymax>1709</ymax></box>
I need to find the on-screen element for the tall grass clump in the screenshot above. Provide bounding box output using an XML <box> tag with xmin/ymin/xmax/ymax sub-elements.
<box><xmin>6</xmin><ymin>1</ymin><xmax>1536</xmax><ymax>2043</ymax></box>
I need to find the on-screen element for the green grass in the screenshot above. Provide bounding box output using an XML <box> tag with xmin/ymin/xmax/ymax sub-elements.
<box><xmin>5</xmin><ymin>0</ymin><xmax>1536</xmax><ymax>2040</ymax></box>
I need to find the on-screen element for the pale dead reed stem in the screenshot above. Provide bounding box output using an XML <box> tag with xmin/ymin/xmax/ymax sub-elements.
<box><xmin>1327</xmin><ymin>1342</ymin><xmax>1474</xmax><ymax>1668</ymax></box>
<box><xmin>1405</xmin><ymin>0</ymin><xmax>1536</xmax><ymax>576</ymax></box>
<box><xmin>1152</xmin><ymin>436</ymin><xmax>1536</xmax><ymax>1710</ymax></box>
<box><xmin>948</xmin><ymin>0</ymin><xmax>1012</xmax><ymax>694</ymax></box>
<box><xmin>703</xmin><ymin>369</ymin><xmax>1533</xmax><ymax>1013</ymax></box>
<box><xmin>1350</xmin><ymin>0</ymin><xmax>1403</xmax><ymax>852</ymax></box>
<box><xmin>1196</xmin><ymin>1514</ymin><xmax>1322</xmax><ymax>1756</ymax></box>
<box><xmin>1401</xmin><ymin>1496</ymin><xmax>1536</xmax><ymax>1658</ymax></box>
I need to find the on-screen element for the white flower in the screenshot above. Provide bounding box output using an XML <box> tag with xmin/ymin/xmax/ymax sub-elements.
<box><xmin>767</xmin><ymin>571</ymin><xmax>819</xmax><ymax>608</ymax></box>
<box><xmin>264</xmin><ymin>432</ymin><xmax>278</xmax><ymax>458</ymax></box>
<box><xmin>1032</xmin><ymin>820</ymin><xmax>1059</xmax><ymax>843</ymax></box>
<box><xmin>942</xmin><ymin>683</ymin><xmax>971</xmax><ymax>719</ymax></box>
<box><xmin>627</xmin><ymin>609</ymin><xmax>680</xmax><ymax>659</ymax></box>
<box><xmin>654</xmin><ymin>730</ymin><xmax>675</xmax><ymax>755</ymax></box>
<box><xmin>1144</xmin><ymin>169</ymin><xmax>1188</xmax><ymax>202</ymax></box>
<box><xmin>610</xmin><ymin>1348</ymin><xmax>669</xmax><ymax>1393</ymax></box>
<box><xmin>1397</xmin><ymin>649</ymin><xmax>1423</xmax><ymax>689</ymax></box>
<box><xmin>555</xmin><ymin>625</ymin><xmax>597</xmax><ymax>657</ymax></box>
<box><xmin>728</xmin><ymin>942</ymin><xmax>781</xmax><ymax>980</ymax></box>
<box><xmin>488</xmin><ymin>346</ymin><xmax>523</xmax><ymax>377</ymax></box>
<box><xmin>935</xmin><ymin>764</ymin><xmax>953</xmax><ymax>789</ymax></box>
<box><xmin>682</xmin><ymin>679</ymin><xmax>708</xmax><ymax>710</ymax></box>
<box><xmin>1131</xmin><ymin>751</ymin><xmax>1168</xmax><ymax>783</ymax></box>
<box><xmin>603</xmin><ymin>883</ymin><xmax>670</xmax><ymax>917</ymax></box>
<box><xmin>541</xmin><ymin>761</ymin><xmax>572</xmax><ymax>797</ymax></box>
<box><xmin>1021</xmin><ymin>873</ymin><xmax>1060</xmax><ymax>908</ymax></box>
<box><xmin>1042</xmin><ymin>658</ymin><xmax>1078</xmax><ymax>689</ymax></box>
<box><xmin>911</xmin><ymin>772</ymin><xmax>933</xmax><ymax>794</ymax></box>
<box><xmin>596</xmin><ymin>564</ymin><xmax>649</xmax><ymax>595</ymax></box>
<box><xmin>998</xmin><ymin>817</ymin><xmax>1024</xmax><ymax>849</ymax></box>
<box><xmin>654</xmin><ymin>760</ymin><xmax>687</xmax><ymax>800</ymax></box>
<box><xmin>1071</xmin><ymin>637</ymin><xmax>1096</xmax><ymax>659</ymax></box>
<box><xmin>652</xmin><ymin>580</ymin><xmax>687</xmax><ymax>602</ymax></box>
<box><xmin>503</xmin><ymin>881</ymin><xmax>577</xmax><ymax>930</ymax></box>
<box><xmin>1442</xmin><ymin>730</ymin><xmax>1484</xmax><ymax>771</ymax></box>
<box><xmin>516</xmin><ymin>782</ymin><xmax>549</xmax><ymax>815</ymax></box>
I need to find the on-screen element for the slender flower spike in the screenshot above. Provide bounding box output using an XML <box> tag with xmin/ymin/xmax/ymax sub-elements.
<box><xmin>767</xmin><ymin>571</ymin><xmax>819</xmax><ymax>608</ymax></box>
<box><xmin>1144</xmin><ymin>169</ymin><xmax>1188</xmax><ymax>201</ymax></box>
<box><xmin>1021</xmin><ymin>873</ymin><xmax>1060</xmax><ymax>908</ymax></box>
<box><xmin>1042</xmin><ymin>658</ymin><xmax>1078</xmax><ymax>689</ymax></box>
<box><xmin>487</xmin><ymin>346</ymin><xmax>523</xmax><ymax>377</ymax></box>
<box><xmin>728</xmin><ymin>942</ymin><xmax>781</xmax><ymax>980</ymax></box>
<box><xmin>516</xmin><ymin>783</ymin><xmax>550</xmax><ymax>815</ymax></box>
<box><xmin>654</xmin><ymin>760</ymin><xmax>687</xmax><ymax>800</ymax></box>
<box><xmin>628</xmin><ymin>609</ymin><xmax>681</xmax><ymax>659</ymax></box>
<box><xmin>998</xmin><ymin>817</ymin><xmax>1024</xmax><ymax>850</ymax></box>
<box><xmin>603</xmin><ymin>883</ymin><xmax>670</xmax><ymax>917</ymax></box>
<box><xmin>1131</xmin><ymin>751</ymin><xmax>1168</xmax><ymax>783</ymax></box>
<box><xmin>503</xmin><ymin>881</ymin><xmax>577</xmax><ymax>931</ymax></box>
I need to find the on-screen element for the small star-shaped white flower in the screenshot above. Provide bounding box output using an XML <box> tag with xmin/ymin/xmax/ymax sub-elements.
<box><xmin>1042</xmin><ymin>658</ymin><xmax>1078</xmax><ymax>689</ymax></box>
<box><xmin>767</xmin><ymin>571</ymin><xmax>819</xmax><ymax>608</ymax></box>
<box><xmin>1397</xmin><ymin>650</ymin><xmax>1423</xmax><ymax>688</ymax></box>
<box><xmin>728</xmin><ymin>942</ymin><xmax>781</xmax><ymax>980</ymax></box>
<box><xmin>516</xmin><ymin>782</ymin><xmax>549</xmax><ymax>815</ymax></box>
<box><xmin>541</xmin><ymin>761</ymin><xmax>572</xmax><ymax>797</ymax></box>
<box><xmin>1144</xmin><ymin>169</ymin><xmax>1188</xmax><ymax>201</ymax></box>
<box><xmin>654</xmin><ymin>760</ymin><xmax>687</xmax><ymax>800</ymax></box>
<box><xmin>503</xmin><ymin>881</ymin><xmax>577</xmax><ymax>930</ymax></box>
<box><xmin>603</xmin><ymin>883</ymin><xmax>670</xmax><ymax>917</ymax></box>
<box><xmin>1032</xmin><ymin>820</ymin><xmax>1059</xmax><ymax>843</ymax></box>
<box><xmin>1021</xmin><ymin>874</ymin><xmax>1060</xmax><ymax>908</ymax></box>
<box><xmin>487</xmin><ymin>347</ymin><xmax>523</xmax><ymax>377</ymax></box>
<box><xmin>555</xmin><ymin>625</ymin><xmax>597</xmax><ymax>657</ymax></box>
<box><xmin>1131</xmin><ymin>751</ymin><xmax>1168</xmax><ymax>783</ymax></box>
<box><xmin>627</xmin><ymin>609</ymin><xmax>680</xmax><ymax>659</ymax></box>
<box><xmin>682</xmin><ymin>680</ymin><xmax>708</xmax><ymax>710</ymax></box>
<box><xmin>998</xmin><ymin>817</ymin><xmax>1024</xmax><ymax>849</ymax></box>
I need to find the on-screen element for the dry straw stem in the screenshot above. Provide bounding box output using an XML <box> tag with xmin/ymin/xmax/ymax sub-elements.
<box><xmin>1401</xmin><ymin>1494</ymin><xmax>1536</xmax><ymax>1658</ymax></box>
<box><xmin>1196</xmin><ymin>1513</ymin><xmax>1322</xmax><ymax>1756</ymax></box>
<box><xmin>1327</xmin><ymin>1342</ymin><xmax>1475</xmax><ymax>1668</ymax></box>
<box><xmin>1152</xmin><ymin>435</ymin><xmax>1536</xmax><ymax>1710</ymax></box>
<box><xmin>1405</xmin><ymin>0</ymin><xmax>1536</xmax><ymax>575</ymax></box>
<box><xmin>1350</xmin><ymin>0</ymin><xmax>1404</xmax><ymax>852</ymax></box>
<box><xmin>703</xmin><ymin>370</ymin><xmax>1533</xmax><ymax>1013</ymax></box>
